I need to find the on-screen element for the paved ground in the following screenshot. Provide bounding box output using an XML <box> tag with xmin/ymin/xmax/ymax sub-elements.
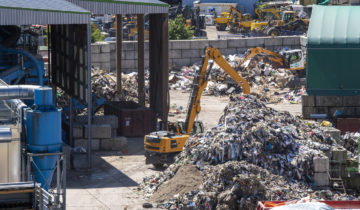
<box><xmin>66</xmin><ymin>90</ymin><xmax>302</xmax><ymax>209</ymax></box>
<box><xmin>66</xmin><ymin>90</ymin><xmax>230</xmax><ymax>209</ymax></box>
<box><xmin>66</xmin><ymin>138</ymin><xmax>159</xmax><ymax>210</ymax></box>
<box><xmin>267</xmin><ymin>103</ymin><xmax>302</xmax><ymax>117</ymax></box>
<box><xmin>169</xmin><ymin>90</ymin><xmax>229</xmax><ymax>130</ymax></box>
<box><xmin>205</xmin><ymin>25</ymin><xmax>243</xmax><ymax>40</ymax></box>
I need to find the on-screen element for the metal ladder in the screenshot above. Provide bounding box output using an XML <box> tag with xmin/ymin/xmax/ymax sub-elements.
<box><xmin>329</xmin><ymin>160</ymin><xmax>347</xmax><ymax>194</ymax></box>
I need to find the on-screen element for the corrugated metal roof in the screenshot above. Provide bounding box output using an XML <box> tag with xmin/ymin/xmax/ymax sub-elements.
<box><xmin>308</xmin><ymin>5</ymin><xmax>360</xmax><ymax>48</ymax></box>
<box><xmin>67</xmin><ymin>0</ymin><xmax>168</xmax><ymax>14</ymax></box>
<box><xmin>0</xmin><ymin>0</ymin><xmax>90</xmax><ymax>25</ymax></box>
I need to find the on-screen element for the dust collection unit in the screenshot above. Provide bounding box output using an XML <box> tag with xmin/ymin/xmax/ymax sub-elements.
<box><xmin>0</xmin><ymin>25</ymin><xmax>65</xmax><ymax>209</ymax></box>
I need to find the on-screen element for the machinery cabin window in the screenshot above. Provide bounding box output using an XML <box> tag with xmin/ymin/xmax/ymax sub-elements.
<box><xmin>282</xmin><ymin>13</ymin><xmax>295</xmax><ymax>23</ymax></box>
<box><xmin>289</xmin><ymin>51</ymin><xmax>302</xmax><ymax>64</ymax></box>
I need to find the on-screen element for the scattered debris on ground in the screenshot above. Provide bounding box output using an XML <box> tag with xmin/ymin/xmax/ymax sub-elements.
<box><xmin>140</xmin><ymin>95</ymin><xmax>359</xmax><ymax>209</ymax></box>
<box><xmin>169</xmin><ymin>50</ymin><xmax>305</xmax><ymax>104</ymax></box>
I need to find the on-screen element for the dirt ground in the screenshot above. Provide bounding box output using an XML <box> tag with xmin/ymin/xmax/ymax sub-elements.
<box><xmin>150</xmin><ymin>165</ymin><xmax>203</xmax><ymax>203</ymax></box>
<box><xmin>66</xmin><ymin>89</ymin><xmax>302</xmax><ymax>209</ymax></box>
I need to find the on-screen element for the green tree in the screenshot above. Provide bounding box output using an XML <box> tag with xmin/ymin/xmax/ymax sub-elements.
<box><xmin>91</xmin><ymin>22</ymin><xmax>105</xmax><ymax>43</ymax></box>
<box><xmin>169</xmin><ymin>15</ymin><xmax>193</xmax><ymax>40</ymax></box>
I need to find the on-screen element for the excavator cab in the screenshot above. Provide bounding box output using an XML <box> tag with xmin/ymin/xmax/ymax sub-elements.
<box><xmin>176</xmin><ymin>120</ymin><xmax>204</xmax><ymax>134</ymax></box>
<box><xmin>282</xmin><ymin>11</ymin><xmax>296</xmax><ymax>23</ymax></box>
<box><xmin>192</xmin><ymin>121</ymin><xmax>204</xmax><ymax>134</ymax></box>
<box><xmin>242</xmin><ymin>13</ymin><xmax>252</xmax><ymax>21</ymax></box>
<box><xmin>281</xmin><ymin>49</ymin><xmax>305</xmax><ymax>70</ymax></box>
<box><xmin>219</xmin><ymin>11</ymin><xmax>230</xmax><ymax>19</ymax></box>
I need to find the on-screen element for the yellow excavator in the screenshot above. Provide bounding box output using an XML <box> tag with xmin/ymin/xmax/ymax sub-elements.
<box><xmin>240</xmin><ymin>47</ymin><xmax>305</xmax><ymax>70</ymax></box>
<box><xmin>254</xmin><ymin>7</ymin><xmax>282</xmax><ymax>20</ymax></box>
<box><xmin>251</xmin><ymin>11</ymin><xmax>309</xmax><ymax>35</ymax></box>
<box><xmin>144</xmin><ymin>47</ymin><xmax>250</xmax><ymax>167</ymax></box>
<box><xmin>250</xmin><ymin>7</ymin><xmax>282</xmax><ymax>31</ymax></box>
<box><xmin>214</xmin><ymin>6</ymin><xmax>253</xmax><ymax>32</ymax></box>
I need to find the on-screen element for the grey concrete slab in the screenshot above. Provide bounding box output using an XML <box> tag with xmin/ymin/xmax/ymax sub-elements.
<box><xmin>66</xmin><ymin>138</ymin><xmax>161</xmax><ymax>209</ymax></box>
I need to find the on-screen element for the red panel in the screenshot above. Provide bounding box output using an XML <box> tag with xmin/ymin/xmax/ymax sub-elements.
<box><xmin>336</xmin><ymin>118</ymin><xmax>360</xmax><ymax>135</ymax></box>
<box><xmin>104</xmin><ymin>102</ymin><xmax>154</xmax><ymax>137</ymax></box>
<box><xmin>257</xmin><ymin>201</ymin><xmax>360</xmax><ymax>209</ymax></box>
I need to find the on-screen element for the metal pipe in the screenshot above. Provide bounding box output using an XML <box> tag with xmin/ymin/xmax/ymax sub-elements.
<box><xmin>87</xmin><ymin>23</ymin><xmax>92</xmax><ymax>169</ymax></box>
<box><xmin>0</xmin><ymin>85</ymin><xmax>41</xmax><ymax>100</ymax></box>
<box><xmin>5</xmin><ymin>99</ymin><xmax>26</xmax><ymax>112</ymax></box>
<box><xmin>0</xmin><ymin>46</ymin><xmax>43</xmax><ymax>86</ymax></box>
<box><xmin>0</xmin><ymin>81</ymin><xmax>35</xmax><ymax>118</ymax></box>
<box><xmin>0</xmin><ymin>181</ymin><xmax>39</xmax><ymax>190</ymax></box>
<box><xmin>0</xmin><ymin>127</ymin><xmax>11</xmax><ymax>141</ymax></box>
<box><xmin>63</xmin><ymin>154</ymin><xmax>66</xmax><ymax>208</ymax></box>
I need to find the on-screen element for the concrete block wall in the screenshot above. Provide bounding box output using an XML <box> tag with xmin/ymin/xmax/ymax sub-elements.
<box><xmin>302</xmin><ymin>95</ymin><xmax>360</xmax><ymax>119</ymax></box>
<box><xmin>91</xmin><ymin>42</ymin><xmax>111</xmax><ymax>71</ymax></box>
<box><xmin>70</xmin><ymin>115</ymin><xmax>127</xmax><ymax>151</ymax></box>
<box><xmin>300</xmin><ymin>36</ymin><xmax>307</xmax><ymax>51</ymax></box>
<box><xmin>91</xmin><ymin>36</ymin><xmax>302</xmax><ymax>73</ymax></box>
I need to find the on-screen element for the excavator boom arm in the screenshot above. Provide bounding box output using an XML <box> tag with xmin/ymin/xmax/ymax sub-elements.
<box><xmin>229</xmin><ymin>6</ymin><xmax>242</xmax><ymax>21</ymax></box>
<box><xmin>239</xmin><ymin>47</ymin><xmax>284</xmax><ymax>67</ymax></box>
<box><xmin>184</xmin><ymin>47</ymin><xmax>250</xmax><ymax>134</ymax></box>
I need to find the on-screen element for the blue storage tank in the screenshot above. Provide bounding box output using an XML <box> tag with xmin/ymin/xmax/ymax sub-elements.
<box><xmin>25</xmin><ymin>88</ymin><xmax>62</xmax><ymax>190</ymax></box>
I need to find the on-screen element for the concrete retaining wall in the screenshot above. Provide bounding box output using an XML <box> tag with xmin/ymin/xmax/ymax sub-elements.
<box><xmin>300</xmin><ymin>36</ymin><xmax>307</xmax><ymax>51</ymax></box>
<box><xmin>302</xmin><ymin>95</ymin><xmax>360</xmax><ymax>119</ymax></box>
<box><xmin>91</xmin><ymin>36</ymin><xmax>302</xmax><ymax>73</ymax></box>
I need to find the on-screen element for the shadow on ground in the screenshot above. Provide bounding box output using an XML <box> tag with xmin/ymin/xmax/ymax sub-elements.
<box><xmin>66</xmin><ymin>137</ymin><xmax>159</xmax><ymax>189</ymax></box>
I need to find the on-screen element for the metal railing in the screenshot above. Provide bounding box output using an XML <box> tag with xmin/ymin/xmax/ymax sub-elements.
<box><xmin>24</xmin><ymin>151</ymin><xmax>66</xmax><ymax>210</ymax></box>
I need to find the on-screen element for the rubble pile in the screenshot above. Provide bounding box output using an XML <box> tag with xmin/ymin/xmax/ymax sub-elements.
<box><xmin>56</xmin><ymin>88</ymin><xmax>71</xmax><ymax>108</ymax></box>
<box><xmin>342</xmin><ymin>132</ymin><xmax>360</xmax><ymax>155</ymax></box>
<box><xmin>169</xmin><ymin>52</ymin><xmax>300</xmax><ymax>102</ymax></box>
<box><xmin>56</xmin><ymin>68</ymin><xmax>149</xmax><ymax>109</ymax></box>
<box><xmin>92</xmin><ymin>68</ymin><xmax>149</xmax><ymax>102</ymax></box>
<box><xmin>181</xmin><ymin>95</ymin><xmax>338</xmax><ymax>178</ymax></box>
<box><xmin>141</xmin><ymin>95</ymin><xmax>358</xmax><ymax>209</ymax></box>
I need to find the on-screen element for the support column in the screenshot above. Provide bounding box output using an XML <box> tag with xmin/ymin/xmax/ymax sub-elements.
<box><xmin>116</xmin><ymin>15</ymin><xmax>122</xmax><ymax>93</ymax></box>
<box><xmin>149</xmin><ymin>14</ymin><xmax>169</xmax><ymax>126</ymax></box>
<box><xmin>149</xmin><ymin>14</ymin><xmax>159</xmax><ymax>123</ymax></box>
<box><xmin>161</xmin><ymin>14</ymin><xmax>169</xmax><ymax>123</ymax></box>
<box><xmin>137</xmin><ymin>14</ymin><xmax>145</xmax><ymax>107</ymax></box>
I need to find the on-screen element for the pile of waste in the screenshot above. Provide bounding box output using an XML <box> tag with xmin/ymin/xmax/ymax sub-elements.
<box><xmin>169</xmin><ymin>51</ymin><xmax>301</xmax><ymax>102</ymax></box>
<box><xmin>141</xmin><ymin>95</ymin><xmax>358</xmax><ymax>209</ymax></box>
<box><xmin>56</xmin><ymin>88</ymin><xmax>71</xmax><ymax>108</ymax></box>
<box><xmin>56</xmin><ymin>67</ymin><xmax>149</xmax><ymax>109</ymax></box>
<box><xmin>91</xmin><ymin>68</ymin><xmax>149</xmax><ymax>102</ymax></box>
<box><xmin>342</xmin><ymin>132</ymin><xmax>360</xmax><ymax>155</ymax></box>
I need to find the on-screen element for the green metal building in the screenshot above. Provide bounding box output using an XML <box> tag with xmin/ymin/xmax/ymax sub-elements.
<box><xmin>307</xmin><ymin>5</ymin><xmax>360</xmax><ymax>96</ymax></box>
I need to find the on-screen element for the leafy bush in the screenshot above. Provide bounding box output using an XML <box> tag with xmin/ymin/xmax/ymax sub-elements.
<box><xmin>91</xmin><ymin>22</ymin><xmax>105</xmax><ymax>43</ymax></box>
<box><xmin>169</xmin><ymin>14</ymin><xmax>193</xmax><ymax>40</ymax></box>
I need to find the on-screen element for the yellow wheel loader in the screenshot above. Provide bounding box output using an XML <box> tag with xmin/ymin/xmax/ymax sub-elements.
<box><xmin>144</xmin><ymin>47</ymin><xmax>250</xmax><ymax>168</ymax></box>
<box><xmin>251</xmin><ymin>11</ymin><xmax>309</xmax><ymax>35</ymax></box>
